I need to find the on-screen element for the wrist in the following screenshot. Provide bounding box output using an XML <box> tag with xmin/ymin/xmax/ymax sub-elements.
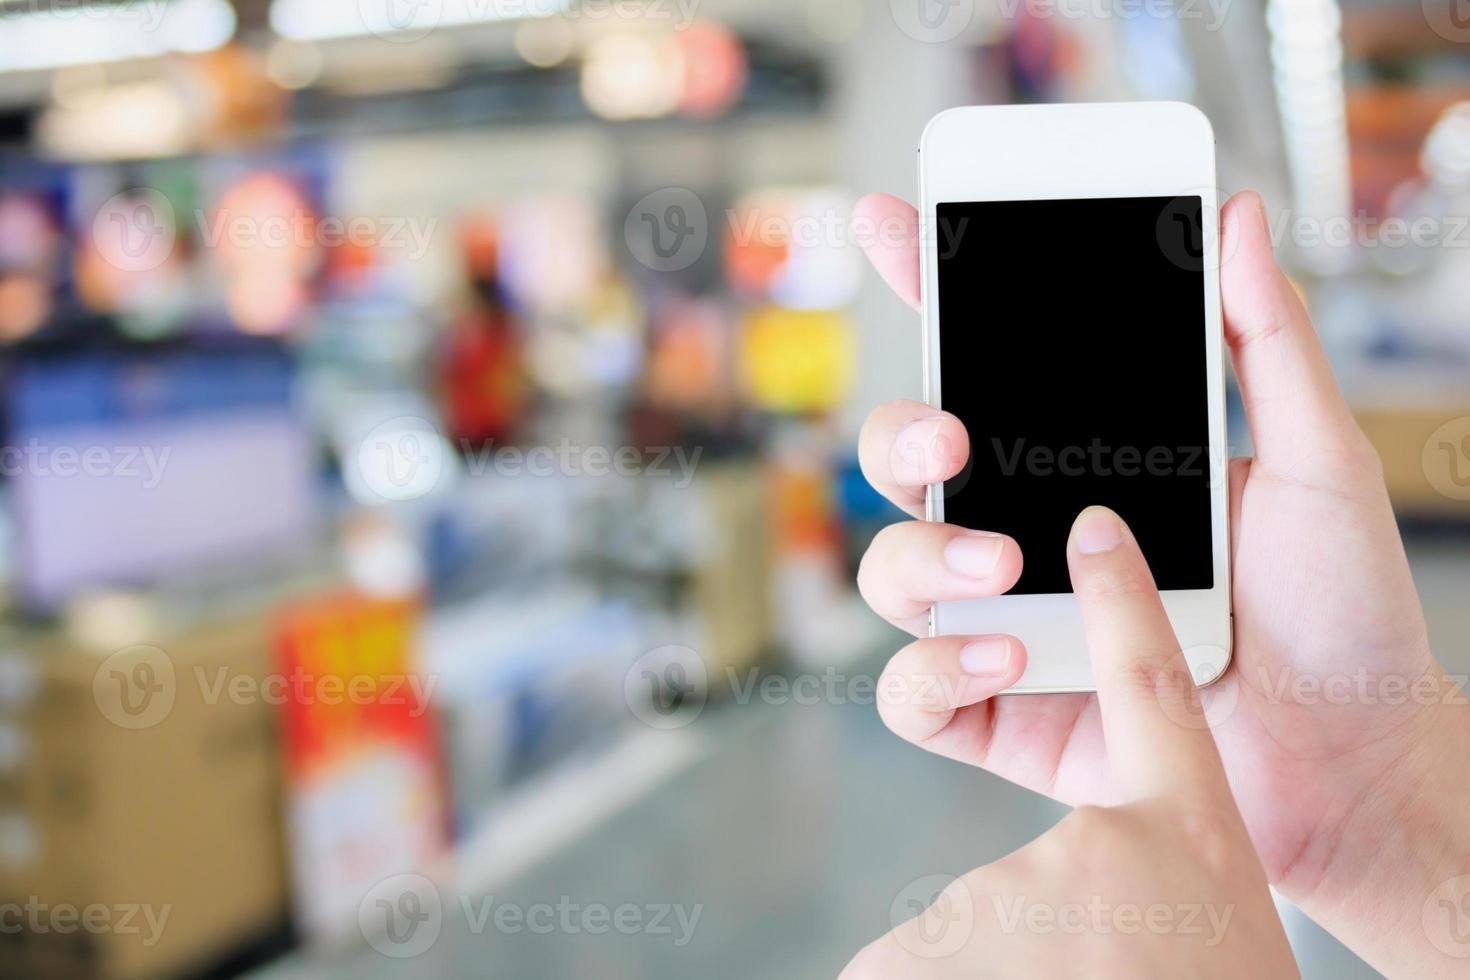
<box><xmin>1292</xmin><ymin>675</ymin><xmax>1470</xmax><ymax>974</ymax></box>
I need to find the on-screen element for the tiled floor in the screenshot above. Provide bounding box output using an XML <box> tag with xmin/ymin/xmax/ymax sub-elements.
<box><xmin>261</xmin><ymin>535</ymin><xmax>1470</xmax><ymax>980</ymax></box>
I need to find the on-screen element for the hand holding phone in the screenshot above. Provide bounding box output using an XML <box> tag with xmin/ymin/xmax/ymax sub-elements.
<box><xmin>844</xmin><ymin>508</ymin><xmax>1299</xmax><ymax>979</ymax></box>
<box><xmin>918</xmin><ymin>102</ymin><xmax>1232</xmax><ymax>693</ymax></box>
<box><xmin>854</xmin><ymin>141</ymin><xmax>1470</xmax><ymax>975</ymax></box>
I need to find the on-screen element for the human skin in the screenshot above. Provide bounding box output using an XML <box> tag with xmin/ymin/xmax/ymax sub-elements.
<box><xmin>843</xmin><ymin>507</ymin><xmax>1301</xmax><ymax>978</ymax></box>
<box><xmin>851</xmin><ymin>189</ymin><xmax>1470</xmax><ymax>975</ymax></box>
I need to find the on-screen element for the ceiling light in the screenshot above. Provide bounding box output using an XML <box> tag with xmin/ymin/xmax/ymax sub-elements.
<box><xmin>0</xmin><ymin>0</ymin><xmax>236</xmax><ymax>73</ymax></box>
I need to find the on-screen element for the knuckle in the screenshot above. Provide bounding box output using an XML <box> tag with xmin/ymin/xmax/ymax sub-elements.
<box><xmin>1115</xmin><ymin>646</ymin><xmax>1194</xmax><ymax>702</ymax></box>
<box><xmin>1078</xmin><ymin>561</ymin><xmax>1156</xmax><ymax>603</ymax></box>
<box><xmin>1060</xmin><ymin>804</ymin><xmax>1117</xmax><ymax>839</ymax></box>
<box><xmin>1176</xmin><ymin>807</ymin><xmax>1239</xmax><ymax>878</ymax></box>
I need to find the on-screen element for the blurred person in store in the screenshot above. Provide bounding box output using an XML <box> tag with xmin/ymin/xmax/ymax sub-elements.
<box><xmin>438</xmin><ymin>217</ymin><xmax>531</xmax><ymax>450</ymax></box>
<box><xmin>843</xmin><ymin>190</ymin><xmax>1470</xmax><ymax>977</ymax></box>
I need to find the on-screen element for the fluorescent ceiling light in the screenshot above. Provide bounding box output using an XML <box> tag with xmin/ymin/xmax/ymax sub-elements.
<box><xmin>0</xmin><ymin>0</ymin><xmax>237</xmax><ymax>73</ymax></box>
<box><xmin>270</xmin><ymin>0</ymin><xmax>572</xmax><ymax>42</ymax></box>
<box><xmin>1266</xmin><ymin>0</ymin><xmax>1353</xmax><ymax>273</ymax></box>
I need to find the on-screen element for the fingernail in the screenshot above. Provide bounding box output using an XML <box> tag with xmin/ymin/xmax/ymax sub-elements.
<box><xmin>944</xmin><ymin>532</ymin><xmax>1005</xmax><ymax>579</ymax></box>
<box><xmin>1074</xmin><ymin>507</ymin><xmax>1124</xmax><ymax>555</ymax></box>
<box><xmin>960</xmin><ymin>637</ymin><xmax>1012</xmax><ymax>676</ymax></box>
<box><xmin>890</xmin><ymin>417</ymin><xmax>950</xmax><ymax>485</ymax></box>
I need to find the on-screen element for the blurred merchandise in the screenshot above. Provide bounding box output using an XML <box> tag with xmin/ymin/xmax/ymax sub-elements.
<box><xmin>5</xmin><ymin>344</ymin><xmax>317</xmax><ymax>611</ymax></box>
<box><xmin>1351</xmin><ymin>375</ymin><xmax>1470</xmax><ymax>518</ymax></box>
<box><xmin>645</xmin><ymin>298</ymin><xmax>730</xmax><ymax>416</ymax></box>
<box><xmin>275</xmin><ymin>591</ymin><xmax>445</xmax><ymax>944</ymax></box>
<box><xmin>0</xmin><ymin>615</ymin><xmax>287</xmax><ymax>980</ymax></box>
<box><xmin>738</xmin><ymin>306</ymin><xmax>855</xmax><ymax>414</ymax></box>
<box><xmin>767</xmin><ymin>424</ymin><xmax>874</xmax><ymax>664</ymax></box>
<box><xmin>690</xmin><ymin>462</ymin><xmax>773</xmax><ymax>684</ymax></box>
<box><xmin>424</xmin><ymin>593</ymin><xmax>641</xmax><ymax>835</ymax></box>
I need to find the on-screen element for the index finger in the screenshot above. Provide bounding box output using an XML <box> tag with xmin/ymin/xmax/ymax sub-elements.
<box><xmin>1066</xmin><ymin>506</ymin><xmax>1232</xmax><ymax>805</ymax></box>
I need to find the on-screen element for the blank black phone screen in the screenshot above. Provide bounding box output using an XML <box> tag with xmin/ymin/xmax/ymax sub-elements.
<box><xmin>936</xmin><ymin>196</ymin><xmax>1214</xmax><ymax>595</ymax></box>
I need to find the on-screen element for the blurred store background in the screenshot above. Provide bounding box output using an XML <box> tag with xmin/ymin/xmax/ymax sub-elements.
<box><xmin>0</xmin><ymin>0</ymin><xmax>1465</xmax><ymax>978</ymax></box>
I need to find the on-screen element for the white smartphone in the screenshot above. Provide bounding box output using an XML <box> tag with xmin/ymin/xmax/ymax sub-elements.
<box><xmin>919</xmin><ymin>102</ymin><xmax>1232</xmax><ymax>694</ymax></box>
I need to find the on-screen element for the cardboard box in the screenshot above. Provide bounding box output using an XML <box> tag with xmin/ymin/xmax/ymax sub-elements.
<box><xmin>0</xmin><ymin>614</ymin><xmax>289</xmax><ymax>980</ymax></box>
<box><xmin>1356</xmin><ymin>405</ymin><xmax>1470</xmax><ymax>518</ymax></box>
